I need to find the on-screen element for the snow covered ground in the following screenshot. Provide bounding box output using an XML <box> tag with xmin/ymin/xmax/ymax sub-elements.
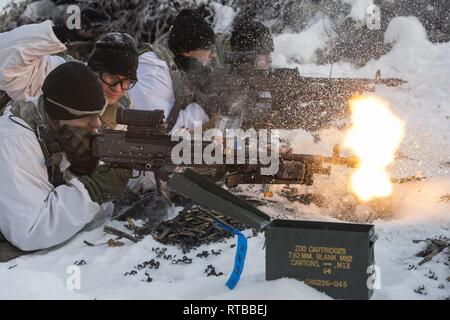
<box><xmin>0</xmin><ymin>3</ymin><xmax>449</xmax><ymax>300</ymax></box>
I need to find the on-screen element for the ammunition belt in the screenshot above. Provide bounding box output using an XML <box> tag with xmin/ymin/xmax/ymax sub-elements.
<box><xmin>132</xmin><ymin>207</ymin><xmax>246</xmax><ymax>253</ymax></box>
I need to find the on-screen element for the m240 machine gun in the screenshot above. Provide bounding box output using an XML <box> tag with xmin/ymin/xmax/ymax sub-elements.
<box><xmin>191</xmin><ymin>67</ymin><xmax>406</xmax><ymax>131</ymax></box>
<box><xmin>93</xmin><ymin>109</ymin><xmax>358</xmax><ymax>189</ymax></box>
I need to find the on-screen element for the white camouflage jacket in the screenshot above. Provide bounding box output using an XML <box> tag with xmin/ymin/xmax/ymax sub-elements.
<box><xmin>0</xmin><ymin>106</ymin><xmax>112</xmax><ymax>251</ymax></box>
<box><xmin>0</xmin><ymin>20</ymin><xmax>66</xmax><ymax>101</ymax></box>
<box><xmin>129</xmin><ymin>51</ymin><xmax>209</xmax><ymax>132</ymax></box>
<box><xmin>0</xmin><ymin>21</ymin><xmax>116</xmax><ymax>251</ymax></box>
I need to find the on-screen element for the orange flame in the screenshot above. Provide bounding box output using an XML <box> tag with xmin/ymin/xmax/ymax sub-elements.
<box><xmin>344</xmin><ymin>96</ymin><xmax>404</xmax><ymax>202</ymax></box>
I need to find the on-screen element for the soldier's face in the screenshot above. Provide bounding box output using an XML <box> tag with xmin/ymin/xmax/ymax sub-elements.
<box><xmin>182</xmin><ymin>49</ymin><xmax>214</xmax><ymax>66</ymax></box>
<box><xmin>102</xmin><ymin>82</ymin><xmax>124</xmax><ymax>105</ymax></box>
<box><xmin>59</xmin><ymin>115</ymin><xmax>102</xmax><ymax>132</ymax></box>
<box><xmin>98</xmin><ymin>73</ymin><xmax>134</xmax><ymax>105</ymax></box>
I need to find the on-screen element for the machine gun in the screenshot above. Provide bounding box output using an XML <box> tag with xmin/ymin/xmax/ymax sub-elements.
<box><xmin>201</xmin><ymin>67</ymin><xmax>406</xmax><ymax>100</ymax></box>
<box><xmin>190</xmin><ymin>67</ymin><xmax>406</xmax><ymax>130</ymax></box>
<box><xmin>93</xmin><ymin>109</ymin><xmax>358</xmax><ymax>190</ymax></box>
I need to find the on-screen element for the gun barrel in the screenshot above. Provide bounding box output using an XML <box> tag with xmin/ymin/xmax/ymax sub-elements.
<box><xmin>299</xmin><ymin>76</ymin><xmax>406</xmax><ymax>87</ymax></box>
<box><xmin>328</xmin><ymin>156</ymin><xmax>359</xmax><ymax>168</ymax></box>
<box><xmin>375</xmin><ymin>78</ymin><xmax>407</xmax><ymax>87</ymax></box>
<box><xmin>283</xmin><ymin>145</ymin><xmax>359</xmax><ymax>169</ymax></box>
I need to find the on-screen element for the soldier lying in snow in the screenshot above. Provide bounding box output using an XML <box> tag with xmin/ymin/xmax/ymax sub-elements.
<box><xmin>129</xmin><ymin>9</ymin><xmax>216</xmax><ymax>132</ymax></box>
<box><xmin>0</xmin><ymin>62</ymin><xmax>132</xmax><ymax>263</ymax></box>
<box><xmin>129</xmin><ymin>10</ymin><xmax>277</xmax><ymax>133</ymax></box>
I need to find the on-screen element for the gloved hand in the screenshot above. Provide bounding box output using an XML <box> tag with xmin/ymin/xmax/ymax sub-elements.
<box><xmin>78</xmin><ymin>166</ymin><xmax>133</xmax><ymax>204</ymax></box>
<box><xmin>52</xmin><ymin>8</ymin><xmax>110</xmax><ymax>43</ymax></box>
<box><xmin>56</xmin><ymin>126</ymin><xmax>98</xmax><ymax>176</ymax></box>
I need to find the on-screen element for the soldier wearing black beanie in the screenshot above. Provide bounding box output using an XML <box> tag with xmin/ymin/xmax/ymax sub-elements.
<box><xmin>43</xmin><ymin>61</ymin><xmax>107</xmax><ymax>120</ymax></box>
<box><xmin>52</xmin><ymin>21</ymin><xmax>139</xmax><ymax>107</ymax></box>
<box><xmin>168</xmin><ymin>9</ymin><xmax>216</xmax><ymax>72</ymax></box>
<box><xmin>51</xmin><ymin>9</ymin><xmax>139</xmax><ymax>82</ymax></box>
<box><xmin>87</xmin><ymin>33</ymin><xmax>139</xmax><ymax>81</ymax></box>
<box><xmin>0</xmin><ymin>60</ymin><xmax>132</xmax><ymax>259</ymax></box>
<box><xmin>231</xmin><ymin>21</ymin><xmax>274</xmax><ymax>55</ymax></box>
<box><xmin>229</xmin><ymin>21</ymin><xmax>274</xmax><ymax>70</ymax></box>
<box><xmin>128</xmin><ymin>9</ymin><xmax>217</xmax><ymax>130</ymax></box>
<box><xmin>169</xmin><ymin>9</ymin><xmax>216</xmax><ymax>55</ymax></box>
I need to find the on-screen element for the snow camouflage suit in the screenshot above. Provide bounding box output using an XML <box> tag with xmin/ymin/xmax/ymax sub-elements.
<box><xmin>0</xmin><ymin>91</ymin><xmax>133</xmax><ymax>262</ymax></box>
<box><xmin>139</xmin><ymin>42</ymin><xmax>203</xmax><ymax>129</ymax></box>
<box><xmin>139</xmin><ymin>35</ymin><xmax>277</xmax><ymax>131</ymax></box>
<box><xmin>0</xmin><ymin>52</ymin><xmax>72</xmax><ymax>115</ymax></box>
<box><xmin>138</xmin><ymin>33</ymin><xmax>231</xmax><ymax>130</ymax></box>
<box><xmin>0</xmin><ymin>98</ymin><xmax>63</xmax><ymax>262</ymax></box>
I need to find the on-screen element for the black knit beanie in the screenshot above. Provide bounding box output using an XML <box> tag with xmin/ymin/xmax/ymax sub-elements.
<box><xmin>168</xmin><ymin>9</ymin><xmax>216</xmax><ymax>54</ymax></box>
<box><xmin>87</xmin><ymin>32</ymin><xmax>139</xmax><ymax>80</ymax></box>
<box><xmin>231</xmin><ymin>21</ymin><xmax>274</xmax><ymax>54</ymax></box>
<box><xmin>43</xmin><ymin>62</ymin><xmax>106</xmax><ymax>120</ymax></box>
